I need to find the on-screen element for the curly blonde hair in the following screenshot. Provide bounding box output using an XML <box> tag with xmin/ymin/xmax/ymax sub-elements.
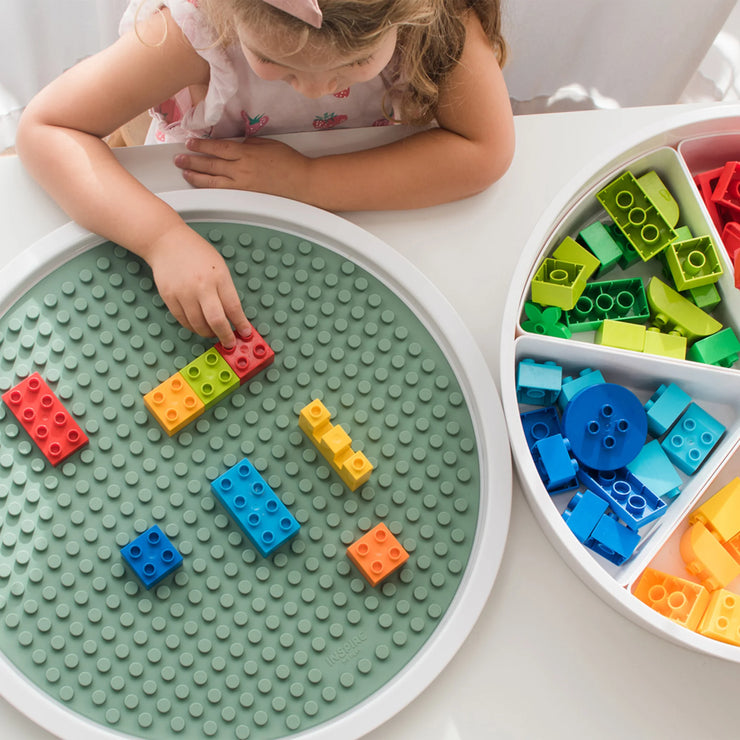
<box><xmin>198</xmin><ymin>0</ymin><xmax>506</xmax><ymax>125</ymax></box>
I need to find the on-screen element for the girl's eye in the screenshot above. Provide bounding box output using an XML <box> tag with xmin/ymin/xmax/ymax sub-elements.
<box><xmin>348</xmin><ymin>56</ymin><xmax>373</xmax><ymax>67</ymax></box>
<box><xmin>257</xmin><ymin>57</ymin><xmax>274</xmax><ymax>65</ymax></box>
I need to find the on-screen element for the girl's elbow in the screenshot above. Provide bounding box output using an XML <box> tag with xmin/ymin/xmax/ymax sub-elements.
<box><xmin>479</xmin><ymin>133</ymin><xmax>515</xmax><ymax>191</ymax></box>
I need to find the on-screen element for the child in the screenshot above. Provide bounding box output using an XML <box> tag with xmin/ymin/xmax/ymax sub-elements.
<box><xmin>16</xmin><ymin>0</ymin><xmax>514</xmax><ymax>347</ymax></box>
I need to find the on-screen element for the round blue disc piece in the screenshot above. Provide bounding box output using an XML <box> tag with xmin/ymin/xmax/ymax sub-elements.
<box><xmin>562</xmin><ymin>382</ymin><xmax>647</xmax><ymax>471</ymax></box>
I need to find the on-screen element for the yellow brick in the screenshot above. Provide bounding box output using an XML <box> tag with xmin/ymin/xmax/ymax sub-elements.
<box><xmin>690</xmin><ymin>478</ymin><xmax>740</xmax><ymax>544</ymax></box>
<box><xmin>680</xmin><ymin>521</ymin><xmax>740</xmax><ymax>591</ymax></box>
<box><xmin>698</xmin><ymin>589</ymin><xmax>740</xmax><ymax>646</ymax></box>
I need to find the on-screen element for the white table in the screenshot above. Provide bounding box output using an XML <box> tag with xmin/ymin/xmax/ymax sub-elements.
<box><xmin>2</xmin><ymin>103</ymin><xmax>740</xmax><ymax>739</ymax></box>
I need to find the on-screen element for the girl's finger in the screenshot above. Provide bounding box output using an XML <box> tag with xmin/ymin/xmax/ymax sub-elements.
<box><xmin>180</xmin><ymin>169</ymin><xmax>234</xmax><ymax>189</ymax></box>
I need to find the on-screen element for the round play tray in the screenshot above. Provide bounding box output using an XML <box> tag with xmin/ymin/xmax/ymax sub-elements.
<box><xmin>0</xmin><ymin>190</ymin><xmax>511</xmax><ymax>739</ymax></box>
<box><xmin>501</xmin><ymin>103</ymin><xmax>740</xmax><ymax>661</ymax></box>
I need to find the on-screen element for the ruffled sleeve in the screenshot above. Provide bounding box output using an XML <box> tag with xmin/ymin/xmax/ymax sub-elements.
<box><xmin>119</xmin><ymin>0</ymin><xmax>238</xmax><ymax>140</ymax></box>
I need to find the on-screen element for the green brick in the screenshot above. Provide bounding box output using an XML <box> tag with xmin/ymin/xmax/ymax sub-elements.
<box><xmin>180</xmin><ymin>347</ymin><xmax>240</xmax><ymax>408</ymax></box>
<box><xmin>577</xmin><ymin>222</ymin><xmax>621</xmax><ymax>276</ymax></box>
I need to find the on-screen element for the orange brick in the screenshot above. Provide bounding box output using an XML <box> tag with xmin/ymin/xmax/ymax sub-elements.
<box><xmin>632</xmin><ymin>567</ymin><xmax>710</xmax><ymax>631</ymax></box>
<box><xmin>143</xmin><ymin>372</ymin><xmax>205</xmax><ymax>435</ymax></box>
<box><xmin>347</xmin><ymin>523</ymin><xmax>409</xmax><ymax>587</ymax></box>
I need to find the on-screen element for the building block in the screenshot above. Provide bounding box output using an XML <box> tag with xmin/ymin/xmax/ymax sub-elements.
<box><xmin>564</xmin><ymin>277</ymin><xmax>649</xmax><ymax>332</ymax></box>
<box><xmin>596</xmin><ymin>171</ymin><xmax>678</xmax><ymax>261</ymax></box>
<box><xmin>687</xmin><ymin>327</ymin><xmax>740</xmax><ymax>368</ymax></box>
<box><xmin>180</xmin><ymin>348</ymin><xmax>240</xmax><ymax>409</ymax></box>
<box><xmin>660</xmin><ymin>403</ymin><xmax>725</xmax><ymax>475</ymax></box>
<box><xmin>711</xmin><ymin>161</ymin><xmax>740</xmax><ymax>218</ymax></box>
<box><xmin>626</xmin><ymin>440</ymin><xmax>682</xmax><ymax>499</ymax></box>
<box><xmin>2</xmin><ymin>372</ymin><xmax>88</xmax><ymax>465</ymax></box>
<box><xmin>143</xmin><ymin>371</ymin><xmax>205</xmax><ymax>435</ymax></box>
<box><xmin>643</xmin><ymin>382</ymin><xmax>692</xmax><ymax>437</ymax></box>
<box><xmin>637</xmin><ymin>170</ymin><xmax>680</xmax><ymax>227</ymax></box>
<box><xmin>210</xmin><ymin>458</ymin><xmax>300</xmax><ymax>557</ymax></box>
<box><xmin>577</xmin><ymin>221</ymin><xmax>622</xmax><ymax>276</ymax></box>
<box><xmin>633</xmin><ymin>567</ymin><xmax>710</xmax><ymax>631</ymax></box>
<box><xmin>214</xmin><ymin>326</ymin><xmax>275</xmax><ymax>384</ymax></box>
<box><xmin>646</xmin><ymin>277</ymin><xmax>722</xmax><ymax>342</ymax></box>
<box><xmin>520</xmin><ymin>406</ymin><xmax>561</xmax><ymax>450</ymax></box>
<box><xmin>698</xmin><ymin>589</ymin><xmax>740</xmax><ymax>645</ymax></box>
<box><xmin>680</xmin><ymin>520</ymin><xmax>740</xmax><ymax>591</ymax></box>
<box><xmin>531</xmin><ymin>434</ymin><xmax>579</xmax><ymax>493</ymax></box>
<box><xmin>594</xmin><ymin>319</ymin><xmax>646</xmax><ymax>352</ymax></box>
<box><xmin>577</xmin><ymin>466</ymin><xmax>667</xmax><ymax>531</ymax></box>
<box><xmin>689</xmin><ymin>478</ymin><xmax>740</xmax><ymax>543</ymax></box>
<box><xmin>663</xmin><ymin>235</ymin><xmax>724</xmax><ymax>291</ymax></box>
<box><xmin>586</xmin><ymin>513</ymin><xmax>641</xmax><ymax>565</ymax></box>
<box><xmin>120</xmin><ymin>525</ymin><xmax>183</xmax><ymax>589</ymax></box>
<box><xmin>642</xmin><ymin>328</ymin><xmax>687</xmax><ymax>360</ymax></box>
<box><xmin>516</xmin><ymin>358</ymin><xmax>562</xmax><ymax>405</ymax></box>
<box><xmin>694</xmin><ymin>166</ymin><xmax>726</xmax><ymax>233</ymax></box>
<box><xmin>722</xmin><ymin>221</ymin><xmax>740</xmax><ymax>264</ymax></box>
<box><xmin>606</xmin><ymin>223</ymin><xmax>641</xmax><ymax>269</ymax></box>
<box><xmin>346</xmin><ymin>522</ymin><xmax>409</xmax><ymax>587</ymax></box>
<box><xmin>552</xmin><ymin>235</ymin><xmax>601</xmax><ymax>279</ymax></box>
<box><xmin>686</xmin><ymin>282</ymin><xmax>721</xmax><ymax>312</ymax></box>
<box><xmin>723</xmin><ymin>531</ymin><xmax>740</xmax><ymax>564</ymax></box>
<box><xmin>520</xmin><ymin>301</ymin><xmax>571</xmax><ymax>339</ymax></box>
<box><xmin>530</xmin><ymin>258</ymin><xmax>589</xmax><ymax>311</ymax></box>
<box><xmin>562</xmin><ymin>490</ymin><xmax>609</xmax><ymax>543</ymax></box>
<box><xmin>562</xmin><ymin>382</ymin><xmax>647</xmax><ymax>471</ymax></box>
<box><xmin>557</xmin><ymin>367</ymin><xmax>605</xmax><ymax>410</ymax></box>
<box><xmin>298</xmin><ymin>399</ymin><xmax>373</xmax><ymax>490</ymax></box>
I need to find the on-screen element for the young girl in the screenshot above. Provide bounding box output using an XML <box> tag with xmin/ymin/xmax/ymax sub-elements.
<box><xmin>16</xmin><ymin>0</ymin><xmax>514</xmax><ymax>348</ymax></box>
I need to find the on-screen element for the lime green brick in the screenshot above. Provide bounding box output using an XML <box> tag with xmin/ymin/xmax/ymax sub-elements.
<box><xmin>664</xmin><ymin>235</ymin><xmax>723</xmax><ymax>291</ymax></box>
<box><xmin>552</xmin><ymin>236</ymin><xmax>600</xmax><ymax>280</ymax></box>
<box><xmin>647</xmin><ymin>277</ymin><xmax>722</xmax><ymax>342</ymax></box>
<box><xmin>180</xmin><ymin>348</ymin><xmax>240</xmax><ymax>408</ymax></box>
<box><xmin>643</xmin><ymin>329</ymin><xmax>687</xmax><ymax>360</ymax></box>
<box><xmin>637</xmin><ymin>170</ymin><xmax>680</xmax><ymax>228</ymax></box>
<box><xmin>531</xmin><ymin>258</ymin><xmax>588</xmax><ymax>310</ymax></box>
<box><xmin>595</xmin><ymin>319</ymin><xmax>646</xmax><ymax>352</ymax></box>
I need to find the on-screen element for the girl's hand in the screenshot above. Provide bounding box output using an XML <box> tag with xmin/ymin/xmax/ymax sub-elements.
<box><xmin>147</xmin><ymin>224</ymin><xmax>252</xmax><ymax>348</ymax></box>
<box><xmin>174</xmin><ymin>137</ymin><xmax>311</xmax><ymax>200</ymax></box>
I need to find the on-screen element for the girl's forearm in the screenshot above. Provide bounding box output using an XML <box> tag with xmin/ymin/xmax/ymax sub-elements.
<box><xmin>16</xmin><ymin>121</ymin><xmax>187</xmax><ymax>259</ymax></box>
<box><xmin>298</xmin><ymin>127</ymin><xmax>513</xmax><ymax>212</ymax></box>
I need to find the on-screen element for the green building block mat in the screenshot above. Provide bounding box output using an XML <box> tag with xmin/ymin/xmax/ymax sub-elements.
<box><xmin>0</xmin><ymin>223</ymin><xmax>481</xmax><ymax>739</ymax></box>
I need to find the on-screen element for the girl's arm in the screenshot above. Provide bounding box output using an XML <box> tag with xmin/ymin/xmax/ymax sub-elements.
<box><xmin>175</xmin><ymin>12</ymin><xmax>515</xmax><ymax>210</ymax></box>
<box><xmin>16</xmin><ymin>9</ymin><xmax>251</xmax><ymax>346</ymax></box>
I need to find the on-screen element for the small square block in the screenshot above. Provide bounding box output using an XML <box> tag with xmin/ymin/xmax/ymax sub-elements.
<box><xmin>661</xmin><ymin>403</ymin><xmax>725</xmax><ymax>475</ymax></box>
<box><xmin>643</xmin><ymin>382</ymin><xmax>691</xmax><ymax>437</ymax></box>
<box><xmin>143</xmin><ymin>371</ymin><xmax>205</xmax><ymax>435</ymax></box>
<box><xmin>516</xmin><ymin>359</ymin><xmax>562</xmax><ymax>405</ymax></box>
<box><xmin>563</xmin><ymin>490</ymin><xmax>609</xmax><ymax>543</ymax></box>
<box><xmin>586</xmin><ymin>514</ymin><xmax>640</xmax><ymax>565</ymax></box>
<box><xmin>121</xmin><ymin>525</ymin><xmax>183</xmax><ymax>589</ymax></box>
<box><xmin>627</xmin><ymin>440</ymin><xmax>682</xmax><ymax>499</ymax></box>
<box><xmin>347</xmin><ymin>523</ymin><xmax>409</xmax><ymax>586</ymax></box>
<box><xmin>3</xmin><ymin>372</ymin><xmax>88</xmax><ymax>465</ymax></box>
<box><xmin>214</xmin><ymin>327</ymin><xmax>275</xmax><ymax>384</ymax></box>
<box><xmin>180</xmin><ymin>348</ymin><xmax>240</xmax><ymax>408</ymax></box>
<box><xmin>211</xmin><ymin>458</ymin><xmax>300</xmax><ymax>557</ymax></box>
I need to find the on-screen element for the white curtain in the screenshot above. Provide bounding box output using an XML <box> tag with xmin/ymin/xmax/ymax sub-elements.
<box><xmin>0</xmin><ymin>0</ymin><xmax>128</xmax><ymax>149</ymax></box>
<box><xmin>501</xmin><ymin>0</ymin><xmax>737</xmax><ymax>113</ymax></box>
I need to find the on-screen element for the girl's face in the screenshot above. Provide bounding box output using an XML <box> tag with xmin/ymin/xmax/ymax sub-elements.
<box><xmin>238</xmin><ymin>25</ymin><xmax>398</xmax><ymax>98</ymax></box>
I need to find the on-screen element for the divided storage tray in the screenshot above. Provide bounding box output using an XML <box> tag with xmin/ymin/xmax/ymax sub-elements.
<box><xmin>0</xmin><ymin>191</ymin><xmax>511</xmax><ymax>740</ymax></box>
<box><xmin>501</xmin><ymin>105</ymin><xmax>740</xmax><ymax>661</ymax></box>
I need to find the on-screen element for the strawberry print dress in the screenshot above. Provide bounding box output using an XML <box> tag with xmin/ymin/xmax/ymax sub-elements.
<box><xmin>119</xmin><ymin>0</ymin><xmax>398</xmax><ymax>144</ymax></box>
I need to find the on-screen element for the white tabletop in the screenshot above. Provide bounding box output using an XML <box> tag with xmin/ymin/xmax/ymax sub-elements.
<box><xmin>2</xmin><ymin>103</ymin><xmax>740</xmax><ymax>739</ymax></box>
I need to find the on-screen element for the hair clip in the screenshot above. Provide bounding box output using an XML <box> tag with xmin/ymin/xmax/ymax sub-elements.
<box><xmin>262</xmin><ymin>0</ymin><xmax>323</xmax><ymax>28</ymax></box>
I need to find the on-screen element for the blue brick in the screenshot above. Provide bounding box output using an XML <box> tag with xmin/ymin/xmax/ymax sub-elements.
<box><xmin>660</xmin><ymin>403</ymin><xmax>725</xmax><ymax>475</ymax></box>
<box><xmin>627</xmin><ymin>439</ymin><xmax>682</xmax><ymax>499</ymax></box>
<box><xmin>563</xmin><ymin>490</ymin><xmax>609</xmax><ymax>543</ymax></box>
<box><xmin>531</xmin><ymin>434</ymin><xmax>579</xmax><ymax>493</ymax></box>
<box><xmin>557</xmin><ymin>368</ymin><xmax>605</xmax><ymax>410</ymax></box>
<box><xmin>644</xmin><ymin>382</ymin><xmax>691</xmax><ymax>437</ymax></box>
<box><xmin>516</xmin><ymin>358</ymin><xmax>562</xmax><ymax>405</ymax></box>
<box><xmin>577</xmin><ymin>466</ymin><xmax>667</xmax><ymax>531</ymax></box>
<box><xmin>121</xmin><ymin>525</ymin><xmax>183</xmax><ymax>589</ymax></box>
<box><xmin>211</xmin><ymin>458</ymin><xmax>300</xmax><ymax>556</ymax></box>
<box><xmin>586</xmin><ymin>514</ymin><xmax>641</xmax><ymax>565</ymax></box>
<box><xmin>520</xmin><ymin>406</ymin><xmax>561</xmax><ymax>450</ymax></box>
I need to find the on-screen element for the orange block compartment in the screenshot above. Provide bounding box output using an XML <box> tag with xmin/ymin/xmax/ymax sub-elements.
<box><xmin>632</xmin><ymin>567</ymin><xmax>710</xmax><ymax>631</ymax></box>
<box><xmin>347</xmin><ymin>523</ymin><xmax>409</xmax><ymax>587</ymax></box>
